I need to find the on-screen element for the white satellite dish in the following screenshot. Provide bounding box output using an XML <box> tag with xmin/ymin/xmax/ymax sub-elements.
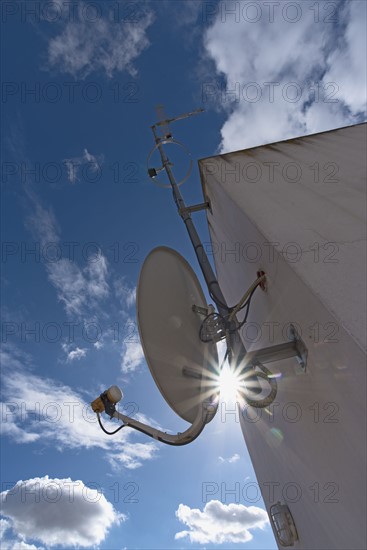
<box><xmin>136</xmin><ymin>246</ymin><xmax>219</xmax><ymax>423</ymax></box>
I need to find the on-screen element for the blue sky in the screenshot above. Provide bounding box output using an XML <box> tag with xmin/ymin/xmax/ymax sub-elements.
<box><xmin>1</xmin><ymin>1</ymin><xmax>366</xmax><ymax>549</ymax></box>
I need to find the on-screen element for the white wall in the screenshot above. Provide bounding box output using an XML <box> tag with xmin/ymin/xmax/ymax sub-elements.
<box><xmin>199</xmin><ymin>123</ymin><xmax>367</xmax><ymax>549</ymax></box>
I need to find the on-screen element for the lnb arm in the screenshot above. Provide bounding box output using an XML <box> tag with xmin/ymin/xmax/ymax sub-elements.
<box><xmin>91</xmin><ymin>386</ymin><xmax>219</xmax><ymax>446</ymax></box>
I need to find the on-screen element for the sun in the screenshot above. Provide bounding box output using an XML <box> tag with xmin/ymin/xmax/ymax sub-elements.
<box><xmin>218</xmin><ymin>365</ymin><xmax>242</xmax><ymax>401</ymax></box>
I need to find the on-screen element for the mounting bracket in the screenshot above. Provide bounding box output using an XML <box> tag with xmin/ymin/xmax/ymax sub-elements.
<box><xmin>180</xmin><ymin>202</ymin><xmax>210</xmax><ymax>215</ymax></box>
<box><xmin>246</xmin><ymin>324</ymin><xmax>308</xmax><ymax>372</ymax></box>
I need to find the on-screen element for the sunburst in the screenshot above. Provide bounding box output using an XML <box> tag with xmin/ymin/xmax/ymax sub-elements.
<box><xmin>218</xmin><ymin>364</ymin><xmax>242</xmax><ymax>401</ymax></box>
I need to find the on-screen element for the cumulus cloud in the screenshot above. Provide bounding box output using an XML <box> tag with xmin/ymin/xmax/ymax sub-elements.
<box><xmin>0</xmin><ymin>346</ymin><xmax>158</xmax><ymax>469</ymax></box>
<box><xmin>1</xmin><ymin>540</ymin><xmax>43</xmax><ymax>550</ymax></box>
<box><xmin>175</xmin><ymin>500</ymin><xmax>269</xmax><ymax>544</ymax></box>
<box><xmin>203</xmin><ymin>0</ymin><xmax>366</xmax><ymax>152</ymax></box>
<box><xmin>47</xmin><ymin>3</ymin><xmax>155</xmax><ymax>78</ymax></box>
<box><xmin>1</xmin><ymin>476</ymin><xmax>124</xmax><ymax>548</ymax></box>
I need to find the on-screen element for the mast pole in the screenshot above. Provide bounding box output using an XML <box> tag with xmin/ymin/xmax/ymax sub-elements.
<box><xmin>151</xmin><ymin>125</ymin><xmax>231</xmax><ymax>322</ymax></box>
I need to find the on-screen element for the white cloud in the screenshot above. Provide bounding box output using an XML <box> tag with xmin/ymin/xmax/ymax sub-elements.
<box><xmin>118</xmin><ymin>314</ymin><xmax>145</xmax><ymax>373</ymax></box>
<box><xmin>203</xmin><ymin>0</ymin><xmax>366</xmax><ymax>152</ymax></box>
<box><xmin>1</xmin><ymin>476</ymin><xmax>124</xmax><ymax>548</ymax></box>
<box><xmin>46</xmin><ymin>259</ymin><xmax>86</xmax><ymax>315</ymax></box>
<box><xmin>82</xmin><ymin>148</ymin><xmax>99</xmax><ymax>167</ymax></box>
<box><xmin>175</xmin><ymin>500</ymin><xmax>269</xmax><ymax>544</ymax></box>
<box><xmin>108</xmin><ymin>441</ymin><xmax>158</xmax><ymax>470</ymax></box>
<box><xmin>62</xmin><ymin>344</ymin><xmax>87</xmax><ymax>362</ymax></box>
<box><xmin>85</xmin><ymin>254</ymin><xmax>109</xmax><ymax>300</ymax></box>
<box><xmin>218</xmin><ymin>453</ymin><xmax>240</xmax><ymax>464</ymax></box>
<box><xmin>0</xmin><ymin>519</ymin><xmax>11</xmax><ymax>538</ymax></box>
<box><xmin>114</xmin><ymin>279</ymin><xmax>137</xmax><ymax>309</ymax></box>
<box><xmin>63</xmin><ymin>160</ymin><xmax>78</xmax><ymax>184</ymax></box>
<box><xmin>46</xmin><ymin>256</ymin><xmax>109</xmax><ymax>316</ymax></box>
<box><xmin>321</xmin><ymin>1</ymin><xmax>367</xmax><ymax>114</ymax></box>
<box><xmin>1</xmin><ymin>541</ymin><xmax>43</xmax><ymax>550</ymax></box>
<box><xmin>121</xmin><ymin>341</ymin><xmax>145</xmax><ymax>373</ymax></box>
<box><xmin>0</xmin><ymin>515</ymin><xmax>45</xmax><ymax>550</ymax></box>
<box><xmin>47</xmin><ymin>4</ymin><xmax>155</xmax><ymax>78</ymax></box>
<box><xmin>0</xmin><ymin>343</ymin><xmax>32</xmax><ymax>372</ymax></box>
<box><xmin>25</xmin><ymin>197</ymin><xmax>60</xmax><ymax>246</ymax></box>
<box><xmin>0</xmin><ymin>405</ymin><xmax>40</xmax><ymax>444</ymax></box>
<box><xmin>63</xmin><ymin>148</ymin><xmax>103</xmax><ymax>184</ymax></box>
<box><xmin>0</xmin><ymin>347</ymin><xmax>158</xmax><ymax>470</ymax></box>
<box><xmin>18</xmin><ymin>544</ymin><xmax>42</xmax><ymax>549</ymax></box>
<box><xmin>25</xmin><ymin>195</ymin><xmax>109</xmax><ymax>317</ymax></box>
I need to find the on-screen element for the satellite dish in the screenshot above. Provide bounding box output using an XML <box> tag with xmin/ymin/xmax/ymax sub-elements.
<box><xmin>136</xmin><ymin>246</ymin><xmax>219</xmax><ymax>423</ymax></box>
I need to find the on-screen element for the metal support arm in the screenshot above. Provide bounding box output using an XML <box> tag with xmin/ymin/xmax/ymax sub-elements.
<box><xmin>112</xmin><ymin>400</ymin><xmax>217</xmax><ymax>446</ymax></box>
<box><xmin>180</xmin><ymin>202</ymin><xmax>210</xmax><ymax>215</ymax></box>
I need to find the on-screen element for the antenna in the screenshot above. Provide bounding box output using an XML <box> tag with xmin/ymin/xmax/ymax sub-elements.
<box><xmin>91</xmin><ymin>106</ymin><xmax>308</xmax><ymax>444</ymax></box>
<box><xmin>155</xmin><ymin>104</ymin><xmax>172</xmax><ymax>139</ymax></box>
<box><xmin>146</xmin><ymin>104</ymin><xmax>200</xmax><ymax>188</ymax></box>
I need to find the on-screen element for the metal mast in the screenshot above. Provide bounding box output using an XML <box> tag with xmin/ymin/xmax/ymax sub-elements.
<box><xmin>149</xmin><ymin>106</ymin><xmax>307</xmax><ymax>405</ymax></box>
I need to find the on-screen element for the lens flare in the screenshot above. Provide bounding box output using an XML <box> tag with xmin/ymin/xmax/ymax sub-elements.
<box><xmin>218</xmin><ymin>365</ymin><xmax>242</xmax><ymax>401</ymax></box>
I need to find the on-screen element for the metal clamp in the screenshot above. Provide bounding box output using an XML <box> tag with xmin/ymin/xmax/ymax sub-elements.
<box><xmin>247</xmin><ymin>324</ymin><xmax>307</xmax><ymax>372</ymax></box>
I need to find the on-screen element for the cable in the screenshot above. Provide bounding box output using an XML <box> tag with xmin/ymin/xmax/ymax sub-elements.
<box><xmin>223</xmin><ymin>276</ymin><xmax>277</xmax><ymax>407</ymax></box>
<box><xmin>238</xmin><ymin>362</ymin><xmax>278</xmax><ymax>408</ymax></box>
<box><xmin>202</xmin><ymin>276</ymin><xmax>263</xmax><ymax>343</ymax></box>
<box><xmin>199</xmin><ymin>289</ymin><xmax>256</xmax><ymax>343</ymax></box>
<box><xmin>208</xmin><ymin>274</ymin><xmax>266</xmax><ymax>322</ymax></box>
<box><xmin>97</xmin><ymin>412</ymin><xmax>126</xmax><ymax>435</ymax></box>
<box><xmin>199</xmin><ymin>312</ymin><xmax>227</xmax><ymax>343</ymax></box>
<box><xmin>236</xmin><ymin>285</ymin><xmax>257</xmax><ymax>329</ymax></box>
<box><xmin>100</xmin><ymin>408</ymin><xmax>213</xmax><ymax>447</ymax></box>
<box><xmin>208</xmin><ymin>282</ymin><xmax>233</xmax><ymax>311</ymax></box>
<box><xmin>228</xmin><ymin>274</ymin><xmax>265</xmax><ymax>322</ymax></box>
<box><xmin>219</xmin><ymin>285</ymin><xmax>256</xmax><ymax>336</ymax></box>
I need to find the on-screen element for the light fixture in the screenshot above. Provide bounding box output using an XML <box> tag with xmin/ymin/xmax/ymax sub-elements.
<box><xmin>270</xmin><ymin>502</ymin><xmax>299</xmax><ymax>546</ymax></box>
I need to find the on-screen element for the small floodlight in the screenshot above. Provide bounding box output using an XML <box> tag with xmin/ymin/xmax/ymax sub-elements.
<box><xmin>270</xmin><ymin>502</ymin><xmax>299</xmax><ymax>546</ymax></box>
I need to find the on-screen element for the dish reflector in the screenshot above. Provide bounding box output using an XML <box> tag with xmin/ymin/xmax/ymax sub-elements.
<box><xmin>137</xmin><ymin>246</ymin><xmax>219</xmax><ymax>423</ymax></box>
